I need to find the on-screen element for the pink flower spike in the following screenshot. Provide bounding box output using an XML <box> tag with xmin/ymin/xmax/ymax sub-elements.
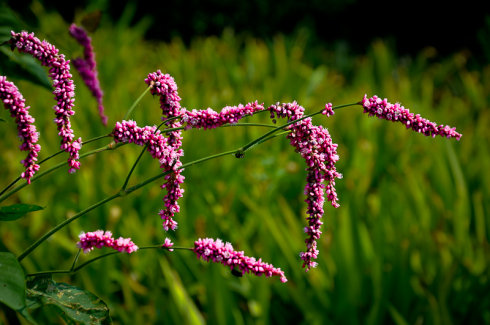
<box><xmin>181</xmin><ymin>101</ymin><xmax>265</xmax><ymax>130</ymax></box>
<box><xmin>112</xmin><ymin>120</ymin><xmax>182</xmax><ymax>230</ymax></box>
<box><xmin>9</xmin><ymin>30</ymin><xmax>82</xmax><ymax>173</ymax></box>
<box><xmin>145</xmin><ymin>70</ymin><xmax>183</xmax><ymax>118</ymax></box>
<box><xmin>361</xmin><ymin>94</ymin><xmax>462</xmax><ymax>140</ymax></box>
<box><xmin>0</xmin><ymin>76</ymin><xmax>41</xmax><ymax>183</ymax></box>
<box><xmin>194</xmin><ymin>238</ymin><xmax>287</xmax><ymax>283</ymax></box>
<box><xmin>162</xmin><ymin>238</ymin><xmax>174</xmax><ymax>252</ymax></box>
<box><xmin>269</xmin><ymin>102</ymin><xmax>342</xmax><ymax>271</ymax></box>
<box><xmin>144</xmin><ymin>71</ymin><xmax>186</xmax><ymax>231</ymax></box>
<box><xmin>69</xmin><ymin>24</ymin><xmax>107</xmax><ymax>125</ymax></box>
<box><xmin>77</xmin><ymin>230</ymin><xmax>138</xmax><ymax>254</ymax></box>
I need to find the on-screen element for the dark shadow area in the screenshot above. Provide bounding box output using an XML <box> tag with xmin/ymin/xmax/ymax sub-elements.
<box><xmin>7</xmin><ymin>0</ymin><xmax>490</xmax><ymax>60</ymax></box>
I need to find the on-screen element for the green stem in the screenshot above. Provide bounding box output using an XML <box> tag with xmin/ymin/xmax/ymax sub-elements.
<box><xmin>124</xmin><ymin>148</ymin><xmax>238</xmax><ymax>195</ymax></box>
<box><xmin>0</xmin><ymin>142</ymin><xmax>124</xmax><ymax>204</ymax></box>
<box><xmin>17</xmin><ymin>191</ymin><xmax>122</xmax><ymax>262</ymax></box>
<box><xmin>124</xmin><ymin>87</ymin><xmax>151</xmax><ymax>120</ymax></box>
<box><xmin>16</xmin><ymin>145</ymin><xmax>249</xmax><ymax>262</ymax></box>
<box><xmin>0</xmin><ymin>134</ymin><xmax>112</xmax><ymax>198</ymax></box>
<box><xmin>70</xmin><ymin>249</ymin><xmax>82</xmax><ymax>271</ymax></box>
<box><xmin>224</xmin><ymin>122</ymin><xmax>277</xmax><ymax>129</ymax></box>
<box><xmin>0</xmin><ymin>177</ymin><xmax>20</xmax><ymax>198</ymax></box>
<box><xmin>2</xmin><ymin>87</ymin><xmax>147</xmax><ymax>197</ymax></box>
<box><xmin>81</xmin><ymin>134</ymin><xmax>113</xmax><ymax>146</ymax></box>
<box><xmin>239</xmin><ymin>102</ymin><xmax>358</xmax><ymax>154</ymax></box>
<box><xmin>121</xmin><ymin>143</ymin><xmax>149</xmax><ymax>191</ymax></box>
<box><xmin>25</xmin><ymin>245</ymin><xmax>192</xmax><ymax>277</ymax></box>
<box><xmin>120</xmin><ymin>120</ymin><xmax>171</xmax><ymax>191</ymax></box>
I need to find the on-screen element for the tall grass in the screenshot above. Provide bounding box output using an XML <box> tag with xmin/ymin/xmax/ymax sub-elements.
<box><xmin>0</xmin><ymin>5</ymin><xmax>488</xmax><ymax>324</ymax></box>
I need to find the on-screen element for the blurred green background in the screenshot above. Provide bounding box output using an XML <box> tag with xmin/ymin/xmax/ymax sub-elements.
<box><xmin>0</xmin><ymin>1</ymin><xmax>489</xmax><ymax>324</ymax></box>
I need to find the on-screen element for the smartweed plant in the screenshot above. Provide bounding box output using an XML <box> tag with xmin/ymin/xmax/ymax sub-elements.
<box><xmin>0</xmin><ymin>27</ymin><xmax>461</xmax><ymax>323</ymax></box>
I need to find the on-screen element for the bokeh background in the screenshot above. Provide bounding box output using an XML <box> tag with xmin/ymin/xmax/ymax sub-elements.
<box><xmin>1</xmin><ymin>0</ymin><xmax>489</xmax><ymax>324</ymax></box>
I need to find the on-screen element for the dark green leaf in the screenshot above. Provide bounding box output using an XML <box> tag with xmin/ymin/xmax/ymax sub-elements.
<box><xmin>0</xmin><ymin>204</ymin><xmax>43</xmax><ymax>221</ymax></box>
<box><xmin>26</xmin><ymin>277</ymin><xmax>112</xmax><ymax>324</ymax></box>
<box><xmin>0</xmin><ymin>252</ymin><xmax>26</xmax><ymax>311</ymax></box>
<box><xmin>0</xmin><ymin>118</ymin><xmax>5</xmax><ymax>122</ymax></box>
<box><xmin>0</xmin><ymin>5</ymin><xmax>23</xmax><ymax>42</ymax></box>
<box><xmin>0</xmin><ymin>48</ymin><xmax>52</xmax><ymax>90</ymax></box>
<box><xmin>0</xmin><ymin>4</ymin><xmax>48</xmax><ymax>89</ymax></box>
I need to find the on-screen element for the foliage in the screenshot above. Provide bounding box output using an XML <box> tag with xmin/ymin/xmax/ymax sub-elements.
<box><xmin>0</xmin><ymin>4</ymin><xmax>488</xmax><ymax>325</ymax></box>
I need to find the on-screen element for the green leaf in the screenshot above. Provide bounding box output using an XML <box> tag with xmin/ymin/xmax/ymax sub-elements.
<box><xmin>26</xmin><ymin>277</ymin><xmax>112</xmax><ymax>324</ymax></box>
<box><xmin>0</xmin><ymin>5</ymin><xmax>23</xmax><ymax>42</ymax></box>
<box><xmin>0</xmin><ymin>204</ymin><xmax>43</xmax><ymax>221</ymax></box>
<box><xmin>0</xmin><ymin>252</ymin><xmax>26</xmax><ymax>311</ymax></box>
<box><xmin>0</xmin><ymin>118</ymin><xmax>5</xmax><ymax>122</ymax></box>
<box><xmin>0</xmin><ymin>47</ymin><xmax>52</xmax><ymax>90</ymax></box>
<box><xmin>0</xmin><ymin>4</ymin><xmax>49</xmax><ymax>90</ymax></box>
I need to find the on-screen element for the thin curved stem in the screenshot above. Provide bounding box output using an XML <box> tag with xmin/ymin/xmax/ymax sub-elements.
<box><xmin>17</xmin><ymin>191</ymin><xmax>122</xmax><ymax>262</ymax></box>
<box><xmin>16</xmin><ymin>145</ymin><xmax>261</xmax><ymax>262</ymax></box>
<box><xmin>0</xmin><ymin>177</ymin><xmax>20</xmax><ymax>198</ymax></box>
<box><xmin>124</xmin><ymin>87</ymin><xmax>151</xmax><ymax>120</ymax></box>
<box><xmin>239</xmin><ymin>102</ymin><xmax>358</xmax><ymax>154</ymax></box>
<box><xmin>120</xmin><ymin>143</ymin><xmax>149</xmax><ymax>191</ymax></box>
<box><xmin>0</xmin><ymin>142</ymin><xmax>125</xmax><ymax>204</ymax></box>
<box><xmin>224</xmin><ymin>122</ymin><xmax>277</xmax><ymax>129</ymax></box>
<box><xmin>120</xmin><ymin>120</ymin><xmax>170</xmax><ymax>191</ymax></box>
<box><xmin>25</xmin><ymin>245</ymin><xmax>193</xmax><ymax>277</ymax></box>
<box><xmin>0</xmin><ymin>134</ymin><xmax>113</xmax><ymax>198</ymax></box>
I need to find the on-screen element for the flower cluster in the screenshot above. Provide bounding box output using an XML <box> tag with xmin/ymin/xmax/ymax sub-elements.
<box><xmin>0</xmin><ymin>76</ymin><xmax>41</xmax><ymax>183</ymax></box>
<box><xmin>194</xmin><ymin>238</ymin><xmax>288</xmax><ymax>283</ymax></box>
<box><xmin>145</xmin><ymin>71</ymin><xmax>183</xmax><ymax>118</ymax></box>
<box><xmin>145</xmin><ymin>71</ymin><xmax>185</xmax><ymax>231</ymax></box>
<box><xmin>77</xmin><ymin>230</ymin><xmax>138</xmax><ymax>253</ymax></box>
<box><xmin>9</xmin><ymin>31</ymin><xmax>82</xmax><ymax>173</ymax></box>
<box><xmin>69</xmin><ymin>24</ymin><xmax>107</xmax><ymax>125</ymax></box>
<box><xmin>269</xmin><ymin>102</ymin><xmax>342</xmax><ymax>271</ymax></box>
<box><xmin>181</xmin><ymin>101</ymin><xmax>265</xmax><ymax>130</ymax></box>
<box><xmin>162</xmin><ymin>238</ymin><xmax>174</xmax><ymax>251</ymax></box>
<box><xmin>361</xmin><ymin>95</ymin><xmax>462</xmax><ymax>140</ymax></box>
<box><xmin>112</xmin><ymin>120</ymin><xmax>183</xmax><ymax>230</ymax></box>
<box><xmin>112</xmin><ymin>120</ymin><xmax>176</xmax><ymax>162</ymax></box>
<box><xmin>322</xmin><ymin>102</ymin><xmax>334</xmax><ymax>117</ymax></box>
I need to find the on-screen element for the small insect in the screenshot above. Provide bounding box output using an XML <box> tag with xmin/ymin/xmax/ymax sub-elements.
<box><xmin>231</xmin><ymin>268</ymin><xmax>243</xmax><ymax>277</ymax></box>
<box><xmin>235</xmin><ymin>151</ymin><xmax>245</xmax><ymax>159</ymax></box>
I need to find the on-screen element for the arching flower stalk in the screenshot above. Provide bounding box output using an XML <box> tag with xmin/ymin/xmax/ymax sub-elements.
<box><xmin>145</xmin><ymin>71</ymin><xmax>186</xmax><ymax>231</ymax></box>
<box><xmin>361</xmin><ymin>95</ymin><xmax>462</xmax><ymax>140</ymax></box>
<box><xmin>9</xmin><ymin>31</ymin><xmax>82</xmax><ymax>173</ymax></box>
<box><xmin>194</xmin><ymin>237</ymin><xmax>288</xmax><ymax>283</ymax></box>
<box><xmin>269</xmin><ymin>102</ymin><xmax>342</xmax><ymax>271</ymax></box>
<box><xmin>112</xmin><ymin>119</ymin><xmax>182</xmax><ymax>230</ymax></box>
<box><xmin>0</xmin><ymin>76</ymin><xmax>41</xmax><ymax>183</ymax></box>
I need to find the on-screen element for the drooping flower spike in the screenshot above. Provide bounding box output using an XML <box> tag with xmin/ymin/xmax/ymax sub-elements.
<box><xmin>361</xmin><ymin>95</ymin><xmax>462</xmax><ymax>140</ymax></box>
<box><xmin>9</xmin><ymin>31</ymin><xmax>82</xmax><ymax>173</ymax></box>
<box><xmin>194</xmin><ymin>238</ymin><xmax>288</xmax><ymax>283</ymax></box>
<box><xmin>77</xmin><ymin>230</ymin><xmax>138</xmax><ymax>254</ymax></box>
<box><xmin>112</xmin><ymin>120</ymin><xmax>183</xmax><ymax>231</ymax></box>
<box><xmin>69</xmin><ymin>24</ymin><xmax>107</xmax><ymax>125</ymax></box>
<box><xmin>0</xmin><ymin>76</ymin><xmax>41</xmax><ymax>183</ymax></box>
<box><xmin>269</xmin><ymin>102</ymin><xmax>342</xmax><ymax>271</ymax></box>
<box><xmin>145</xmin><ymin>71</ymin><xmax>186</xmax><ymax>231</ymax></box>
